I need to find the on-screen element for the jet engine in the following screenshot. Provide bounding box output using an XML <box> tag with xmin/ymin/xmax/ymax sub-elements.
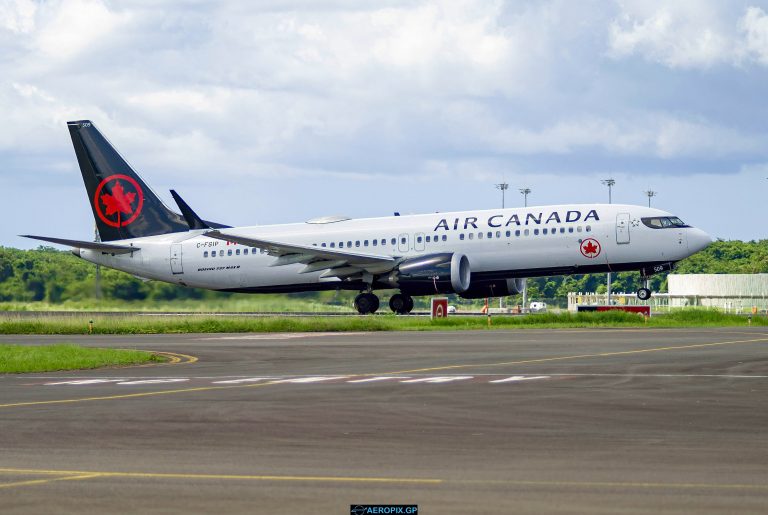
<box><xmin>458</xmin><ymin>278</ymin><xmax>525</xmax><ymax>299</ymax></box>
<box><xmin>378</xmin><ymin>252</ymin><xmax>471</xmax><ymax>295</ymax></box>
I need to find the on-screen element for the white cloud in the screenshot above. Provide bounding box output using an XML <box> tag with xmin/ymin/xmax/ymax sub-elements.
<box><xmin>741</xmin><ymin>6</ymin><xmax>768</xmax><ymax>65</ymax></box>
<box><xmin>607</xmin><ymin>2</ymin><xmax>737</xmax><ymax>68</ymax></box>
<box><xmin>0</xmin><ymin>0</ymin><xmax>37</xmax><ymax>34</ymax></box>
<box><xmin>35</xmin><ymin>0</ymin><xmax>131</xmax><ymax>60</ymax></box>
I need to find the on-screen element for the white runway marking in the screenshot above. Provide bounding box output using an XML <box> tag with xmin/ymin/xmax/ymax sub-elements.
<box><xmin>347</xmin><ymin>376</ymin><xmax>411</xmax><ymax>383</ymax></box>
<box><xmin>401</xmin><ymin>376</ymin><xmax>474</xmax><ymax>383</ymax></box>
<box><xmin>271</xmin><ymin>376</ymin><xmax>349</xmax><ymax>384</ymax></box>
<box><xmin>116</xmin><ymin>379</ymin><xmax>190</xmax><ymax>385</ymax></box>
<box><xmin>211</xmin><ymin>378</ymin><xmax>271</xmax><ymax>384</ymax></box>
<box><xmin>489</xmin><ymin>376</ymin><xmax>551</xmax><ymax>383</ymax></box>
<box><xmin>45</xmin><ymin>379</ymin><xmax>122</xmax><ymax>385</ymax></box>
<box><xmin>198</xmin><ymin>332</ymin><xmax>367</xmax><ymax>341</ymax></box>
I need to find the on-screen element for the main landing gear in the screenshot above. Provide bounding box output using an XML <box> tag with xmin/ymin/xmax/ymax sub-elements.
<box><xmin>389</xmin><ymin>293</ymin><xmax>414</xmax><ymax>315</ymax></box>
<box><xmin>354</xmin><ymin>292</ymin><xmax>380</xmax><ymax>315</ymax></box>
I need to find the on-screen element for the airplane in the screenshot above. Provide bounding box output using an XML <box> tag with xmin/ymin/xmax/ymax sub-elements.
<box><xmin>22</xmin><ymin>120</ymin><xmax>713</xmax><ymax>314</ymax></box>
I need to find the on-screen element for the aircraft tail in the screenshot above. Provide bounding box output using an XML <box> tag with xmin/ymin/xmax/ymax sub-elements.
<box><xmin>67</xmin><ymin>120</ymin><xmax>191</xmax><ymax>241</ymax></box>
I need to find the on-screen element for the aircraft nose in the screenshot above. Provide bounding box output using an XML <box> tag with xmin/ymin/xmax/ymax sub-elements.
<box><xmin>688</xmin><ymin>227</ymin><xmax>713</xmax><ymax>253</ymax></box>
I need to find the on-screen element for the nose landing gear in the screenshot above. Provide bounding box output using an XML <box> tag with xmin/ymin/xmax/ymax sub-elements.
<box><xmin>389</xmin><ymin>293</ymin><xmax>414</xmax><ymax>314</ymax></box>
<box><xmin>637</xmin><ymin>277</ymin><xmax>652</xmax><ymax>301</ymax></box>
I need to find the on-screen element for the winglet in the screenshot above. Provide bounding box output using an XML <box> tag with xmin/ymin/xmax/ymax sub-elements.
<box><xmin>170</xmin><ymin>190</ymin><xmax>211</xmax><ymax>230</ymax></box>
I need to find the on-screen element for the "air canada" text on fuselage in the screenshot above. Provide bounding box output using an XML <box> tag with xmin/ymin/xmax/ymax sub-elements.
<box><xmin>433</xmin><ymin>209</ymin><xmax>600</xmax><ymax>232</ymax></box>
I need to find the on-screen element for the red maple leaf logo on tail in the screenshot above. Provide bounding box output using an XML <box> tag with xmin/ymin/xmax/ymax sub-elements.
<box><xmin>100</xmin><ymin>181</ymin><xmax>136</xmax><ymax>217</ymax></box>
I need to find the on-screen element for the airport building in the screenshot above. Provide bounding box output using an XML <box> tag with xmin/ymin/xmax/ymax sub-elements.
<box><xmin>568</xmin><ymin>274</ymin><xmax>768</xmax><ymax>313</ymax></box>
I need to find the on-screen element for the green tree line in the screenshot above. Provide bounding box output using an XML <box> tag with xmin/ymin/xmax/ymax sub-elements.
<box><xmin>1</xmin><ymin>240</ymin><xmax>767</xmax><ymax>305</ymax></box>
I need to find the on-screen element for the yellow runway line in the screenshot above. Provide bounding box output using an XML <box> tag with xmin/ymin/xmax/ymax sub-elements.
<box><xmin>0</xmin><ymin>468</ymin><xmax>441</xmax><ymax>485</ymax></box>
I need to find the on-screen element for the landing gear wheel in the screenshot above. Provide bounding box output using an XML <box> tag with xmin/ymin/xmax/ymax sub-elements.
<box><xmin>389</xmin><ymin>293</ymin><xmax>414</xmax><ymax>315</ymax></box>
<box><xmin>354</xmin><ymin>292</ymin><xmax>379</xmax><ymax>314</ymax></box>
<box><xmin>637</xmin><ymin>287</ymin><xmax>651</xmax><ymax>301</ymax></box>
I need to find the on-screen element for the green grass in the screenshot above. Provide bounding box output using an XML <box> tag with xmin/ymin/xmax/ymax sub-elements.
<box><xmin>0</xmin><ymin>344</ymin><xmax>164</xmax><ymax>373</ymax></box>
<box><xmin>0</xmin><ymin>309</ymin><xmax>764</xmax><ymax>335</ymax></box>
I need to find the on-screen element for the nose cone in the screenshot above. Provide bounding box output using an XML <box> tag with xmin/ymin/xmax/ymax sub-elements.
<box><xmin>688</xmin><ymin>227</ymin><xmax>713</xmax><ymax>253</ymax></box>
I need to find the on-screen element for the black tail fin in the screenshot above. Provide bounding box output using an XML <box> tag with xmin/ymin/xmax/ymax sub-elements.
<box><xmin>68</xmin><ymin>120</ymin><xmax>190</xmax><ymax>241</ymax></box>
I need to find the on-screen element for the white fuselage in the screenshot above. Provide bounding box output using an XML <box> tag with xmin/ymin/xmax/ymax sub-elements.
<box><xmin>77</xmin><ymin>204</ymin><xmax>711</xmax><ymax>294</ymax></box>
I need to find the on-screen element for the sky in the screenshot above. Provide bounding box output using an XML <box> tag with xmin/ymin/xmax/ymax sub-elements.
<box><xmin>1</xmin><ymin>0</ymin><xmax>767</xmax><ymax>249</ymax></box>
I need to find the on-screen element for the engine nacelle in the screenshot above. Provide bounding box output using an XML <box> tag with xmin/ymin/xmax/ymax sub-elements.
<box><xmin>458</xmin><ymin>278</ymin><xmax>525</xmax><ymax>299</ymax></box>
<box><xmin>378</xmin><ymin>252</ymin><xmax>471</xmax><ymax>295</ymax></box>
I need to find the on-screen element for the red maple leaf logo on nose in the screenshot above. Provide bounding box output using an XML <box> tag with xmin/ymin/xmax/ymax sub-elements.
<box><xmin>100</xmin><ymin>181</ymin><xmax>136</xmax><ymax>217</ymax></box>
<box><xmin>583</xmin><ymin>241</ymin><xmax>597</xmax><ymax>255</ymax></box>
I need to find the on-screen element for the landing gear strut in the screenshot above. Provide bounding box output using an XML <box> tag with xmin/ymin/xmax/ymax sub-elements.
<box><xmin>389</xmin><ymin>293</ymin><xmax>414</xmax><ymax>315</ymax></box>
<box><xmin>354</xmin><ymin>292</ymin><xmax>380</xmax><ymax>315</ymax></box>
<box><xmin>637</xmin><ymin>277</ymin><xmax>651</xmax><ymax>301</ymax></box>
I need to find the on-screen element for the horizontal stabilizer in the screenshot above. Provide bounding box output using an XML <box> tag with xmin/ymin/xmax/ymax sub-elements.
<box><xmin>20</xmin><ymin>235</ymin><xmax>139</xmax><ymax>254</ymax></box>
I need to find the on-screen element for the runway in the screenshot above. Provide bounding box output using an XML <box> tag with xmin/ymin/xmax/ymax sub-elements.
<box><xmin>1</xmin><ymin>328</ymin><xmax>768</xmax><ymax>514</ymax></box>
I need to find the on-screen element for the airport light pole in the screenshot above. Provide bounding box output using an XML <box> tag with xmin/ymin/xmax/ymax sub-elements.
<box><xmin>494</xmin><ymin>182</ymin><xmax>509</xmax><ymax>309</ymax></box>
<box><xmin>495</xmin><ymin>182</ymin><xmax>509</xmax><ymax>209</ymax></box>
<box><xmin>601</xmin><ymin>179</ymin><xmax>615</xmax><ymax>305</ymax></box>
<box><xmin>519</xmin><ymin>187</ymin><xmax>531</xmax><ymax>207</ymax></box>
<box><xmin>644</xmin><ymin>189</ymin><xmax>657</xmax><ymax>207</ymax></box>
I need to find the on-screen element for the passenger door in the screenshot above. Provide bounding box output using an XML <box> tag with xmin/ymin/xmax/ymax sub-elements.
<box><xmin>170</xmin><ymin>243</ymin><xmax>184</xmax><ymax>274</ymax></box>
<box><xmin>616</xmin><ymin>213</ymin><xmax>630</xmax><ymax>244</ymax></box>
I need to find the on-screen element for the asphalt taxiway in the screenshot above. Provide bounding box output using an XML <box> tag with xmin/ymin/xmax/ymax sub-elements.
<box><xmin>1</xmin><ymin>328</ymin><xmax>768</xmax><ymax>514</ymax></box>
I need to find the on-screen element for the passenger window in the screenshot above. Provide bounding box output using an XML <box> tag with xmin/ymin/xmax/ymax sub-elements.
<box><xmin>487</xmin><ymin>231</ymin><xmax>492</xmax><ymax>238</ymax></box>
<box><xmin>442</xmin><ymin>235</ymin><xmax>447</xmax><ymax>241</ymax></box>
<box><xmin>524</xmin><ymin>229</ymin><xmax>530</xmax><ymax>236</ymax></box>
<box><xmin>330</xmin><ymin>242</ymin><xmax>335</xmax><ymax>248</ymax></box>
<box><xmin>372</xmin><ymin>240</ymin><xmax>377</xmax><ymax>246</ymax></box>
<box><xmin>364</xmin><ymin>240</ymin><xmax>369</xmax><ymax>246</ymax></box>
<box><xmin>459</xmin><ymin>234</ymin><xmax>465</xmax><ymax>240</ymax></box>
<box><xmin>417</xmin><ymin>236</ymin><xmax>423</xmax><ymax>243</ymax></box>
<box><xmin>505</xmin><ymin>230</ymin><xmax>510</xmax><ymax>237</ymax></box>
<box><xmin>355</xmin><ymin>241</ymin><xmax>360</xmax><ymax>247</ymax></box>
<box><xmin>560</xmin><ymin>227</ymin><xmax>565</xmax><ymax>234</ymax></box>
<box><xmin>468</xmin><ymin>233</ymin><xmax>474</xmax><ymax>240</ymax></box>
<box><xmin>568</xmin><ymin>227</ymin><xmax>574</xmax><ymax>233</ymax></box>
<box><xmin>348</xmin><ymin>241</ymin><xmax>352</xmax><ymax>247</ymax></box>
<box><xmin>577</xmin><ymin>226</ymin><xmax>582</xmax><ymax>232</ymax></box>
<box><xmin>586</xmin><ymin>225</ymin><xmax>591</xmax><ymax>232</ymax></box>
<box><xmin>515</xmin><ymin>230</ymin><xmax>521</xmax><ymax>237</ymax></box>
<box><xmin>321</xmin><ymin>243</ymin><xmax>326</xmax><ymax>248</ymax></box>
<box><xmin>252</xmin><ymin>248</ymin><xmax>258</xmax><ymax>254</ymax></box>
<box><xmin>401</xmin><ymin>237</ymin><xmax>406</xmax><ymax>244</ymax></box>
<box><xmin>339</xmin><ymin>242</ymin><xmax>344</xmax><ymax>248</ymax></box>
<box><xmin>391</xmin><ymin>238</ymin><xmax>396</xmax><ymax>245</ymax></box>
<box><xmin>542</xmin><ymin>228</ymin><xmax>548</xmax><ymax>235</ymax></box>
<box><xmin>244</xmin><ymin>249</ymin><xmax>249</xmax><ymax>255</ymax></box>
<box><xmin>203</xmin><ymin>251</ymin><xmax>208</xmax><ymax>258</ymax></box>
<box><xmin>425</xmin><ymin>236</ymin><xmax>430</xmax><ymax>243</ymax></box>
<box><xmin>227</xmin><ymin>249</ymin><xmax>232</xmax><ymax>256</ymax></box>
<box><xmin>478</xmin><ymin>232</ymin><xmax>483</xmax><ymax>239</ymax></box>
<box><xmin>534</xmin><ymin>229</ymin><xmax>539</xmax><ymax>235</ymax></box>
<box><xmin>236</xmin><ymin>249</ymin><xmax>240</xmax><ymax>255</ymax></box>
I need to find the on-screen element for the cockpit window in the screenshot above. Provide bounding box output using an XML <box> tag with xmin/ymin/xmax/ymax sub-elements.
<box><xmin>641</xmin><ymin>216</ymin><xmax>689</xmax><ymax>229</ymax></box>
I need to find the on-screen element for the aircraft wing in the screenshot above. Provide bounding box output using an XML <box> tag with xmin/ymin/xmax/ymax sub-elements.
<box><xmin>21</xmin><ymin>235</ymin><xmax>139</xmax><ymax>254</ymax></box>
<box><xmin>204</xmin><ymin>229</ymin><xmax>396</xmax><ymax>278</ymax></box>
